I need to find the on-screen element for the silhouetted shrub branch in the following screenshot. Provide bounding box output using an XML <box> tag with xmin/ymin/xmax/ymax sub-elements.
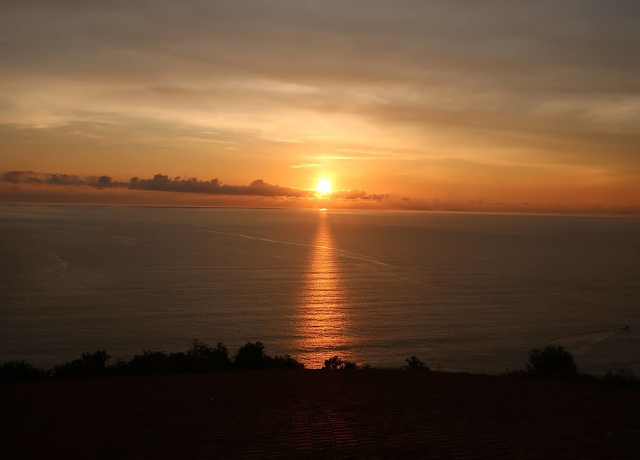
<box><xmin>233</xmin><ymin>341</ymin><xmax>304</xmax><ymax>370</ymax></box>
<box><xmin>603</xmin><ymin>367</ymin><xmax>636</xmax><ymax>385</ymax></box>
<box><xmin>1</xmin><ymin>343</ymin><xmax>637</xmax><ymax>388</ymax></box>
<box><xmin>54</xmin><ymin>351</ymin><xmax>111</xmax><ymax>379</ymax></box>
<box><xmin>403</xmin><ymin>356</ymin><xmax>429</xmax><ymax>371</ymax></box>
<box><xmin>526</xmin><ymin>346</ymin><xmax>577</xmax><ymax>378</ymax></box>
<box><xmin>0</xmin><ymin>360</ymin><xmax>50</xmax><ymax>383</ymax></box>
<box><xmin>323</xmin><ymin>356</ymin><xmax>358</xmax><ymax>369</ymax></box>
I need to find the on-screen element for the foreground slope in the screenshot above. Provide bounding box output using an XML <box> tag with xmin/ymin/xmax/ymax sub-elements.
<box><xmin>2</xmin><ymin>370</ymin><xmax>639</xmax><ymax>459</ymax></box>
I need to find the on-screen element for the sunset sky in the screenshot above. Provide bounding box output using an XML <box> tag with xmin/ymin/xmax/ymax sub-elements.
<box><xmin>1</xmin><ymin>1</ymin><xmax>639</xmax><ymax>213</ymax></box>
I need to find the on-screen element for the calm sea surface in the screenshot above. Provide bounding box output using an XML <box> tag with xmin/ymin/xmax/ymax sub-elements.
<box><xmin>1</xmin><ymin>204</ymin><xmax>639</xmax><ymax>373</ymax></box>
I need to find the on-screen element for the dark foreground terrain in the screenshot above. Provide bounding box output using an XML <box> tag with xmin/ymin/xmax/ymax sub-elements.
<box><xmin>2</xmin><ymin>370</ymin><xmax>640</xmax><ymax>459</ymax></box>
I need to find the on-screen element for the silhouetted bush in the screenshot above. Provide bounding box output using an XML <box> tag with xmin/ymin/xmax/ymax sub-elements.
<box><xmin>116</xmin><ymin>341</ymin><xmax>233</xmax><ymax>375</ymax></box>
<box><xmin>323</xmin><ymin>356</ymin><xmax>358</xmax><ymax>369</ymax></box>
<box><xmin>0</xmin><ymin>360</ymin><xmax>50</xmax><ymax>383</ymax></box>
<box><xmin>526</xmin><ymin>346</ymin><xmax>577</xmax><ymax>378</ymax></box>
<box><xmin>323</xmin><ymin>356</ymin><xmax>342</xmax><ymax>369</ymax></box>
<box><xmin>502</xmin><ymin>368</ymin><xmax>528</xmax><ymax>377</ymax></box>
<box><xmin>4</xmin><ymin>341</ymin><xmax>639</xmax><ymax>388</ymax></box>
<box><xmin>54</xmin><ymin>351</ymin><xmax>111</xmax><ymax>379</ymax></box>
<box><xmin>84</xmin><ymin>350</ymin><xmax>110</xmax><ymax>369</ymax></box>
<box><xmin>268</xmin><ymin>354</ymin><xmax>305</xmax><ymax>370</ymax></box>
<box><xmin>234</xmin><ymin>341</ymin><xmax>267</xmax><ymax>369</ymax></box>
<box><xmin>603</xmin><ymin>368</ymin><xmax>636</xmax><ymax>383</ymax></box>
<box><xmin>232</xmin><ymin>342</ymin><xmax>303</xmax><ymax>370</ymax></box>
<box><xmin>188</xmin><ymin>340</ymin><xmax>232</xmax><ymax>371</ymax></box>
<box><xmin>404</xmin><ymin>356</ymin><xmax>429</xmax><ymax>371</ymax></box>
<box><xmin>119</xmin><ymin>350</ymin><xmax>175</xmax><ymax>375</ymax></box>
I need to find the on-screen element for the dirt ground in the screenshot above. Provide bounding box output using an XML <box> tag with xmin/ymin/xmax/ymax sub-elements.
<box><xmin>2</xmin><ymin>370</ymin><xmax>640</xmax><ymax>459</ymax></box>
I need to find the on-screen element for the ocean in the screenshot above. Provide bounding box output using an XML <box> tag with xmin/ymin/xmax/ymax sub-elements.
<box><xmin>1</xmin><ymin>204</ymin><xmax>639</xmax><ymax>374</ymax></box>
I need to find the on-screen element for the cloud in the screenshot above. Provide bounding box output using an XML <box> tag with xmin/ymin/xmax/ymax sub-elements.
<box><xmin>128</xmin><ymin>176</ymin><xmax>313</xmax><ymax>197</ymax></box>
<box><xmin>2</xmin><ymin>171</ymin><xmax>96</xmax><ymax>187</ymax></box>
<box><xmin>1</xmin><ymin>171</ymin><xmax>312</xmax><ymax>197</ymax></box>
<box><xmin>329</xmin><ymin>189</ymin><xmax>389</xmax><ymax>201</ymax></box>
<box><xmin>290</xmin><ymin>163</ymin><xmax>322</xmax><ymax>168</ymax></box>
<box><xmin>1</xmin><ymin>171</ymin><xmax>388</xmax><ymax>200</ymax></box>
<box><xmin>68</xmin><ymin>130</ymin><xmax>103</xmax><ymax>139</ymax></box>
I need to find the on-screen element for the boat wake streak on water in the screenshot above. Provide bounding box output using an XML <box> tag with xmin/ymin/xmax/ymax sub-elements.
<box><xmin>34</xmin><ymin>249</ymin><xmax>68</xmax><ymax>271</ymax></box>
<box><xmin>196</xmin><ymin>229</ymin><xmax>389</xmax><ymax>266</ymax></box>
<box><xmin>548</xmin><ymin>326</ymin><xmax>634</xmax><ymax>355</ymax></box>
<box><xmin>195</xmin><ymin>228</ymin><xmax>428</xmax><ymax>287</ymax></box>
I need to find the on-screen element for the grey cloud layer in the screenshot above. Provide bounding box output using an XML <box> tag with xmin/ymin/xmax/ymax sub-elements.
<box><xmin>1</xmin><ymin>1</ymin><xmax>639</xmax><ymax>170</ymax></box>
<box><xmin>1</xmin><ymin>171</ymin><xmax>387</xmax><ymax>201</ymax></box>
<box><xmin>4</xmin><ymin>1</ymin><xmax>638</xmax><ymax>92</ymax></box>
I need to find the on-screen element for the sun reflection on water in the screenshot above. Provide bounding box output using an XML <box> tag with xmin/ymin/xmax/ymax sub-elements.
<box><xmin>295</xmin><ymin>212</ymin><xmax>350</xmax><ymax>368</ymax></box>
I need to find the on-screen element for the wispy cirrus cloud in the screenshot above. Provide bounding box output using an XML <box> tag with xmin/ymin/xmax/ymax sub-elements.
<box><xmin>68</xmin><ymin>130</ymin><xmax>104</xmax><ymax>139</ymax></box>
<box><xmin>290</xmin><ymin>163</ymin><xmax>322</xmax><ymax>169</ymax></box>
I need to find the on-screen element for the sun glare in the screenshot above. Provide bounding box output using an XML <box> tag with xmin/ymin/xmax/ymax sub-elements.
<box><xmin>317</xmin><ymin>179</ymin><xmax>332</xmax><ymax>194</ymax></box>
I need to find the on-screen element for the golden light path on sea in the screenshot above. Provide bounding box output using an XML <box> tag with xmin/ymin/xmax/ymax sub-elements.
<box><xmin>294</xmin><ymin>212</ymin><xmax>351</xmax><ymax>368</ymax></box>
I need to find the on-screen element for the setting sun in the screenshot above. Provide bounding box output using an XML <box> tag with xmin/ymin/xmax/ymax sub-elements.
<box><xmin>317</xmin><ymin>179</ymin><xmax>332</xmax><ymax>194</ymax></box>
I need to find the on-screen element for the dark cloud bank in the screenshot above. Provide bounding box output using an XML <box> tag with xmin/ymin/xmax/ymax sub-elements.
<box><xmin>1</xmin><ymin>171</ymin><xmax>388</xmax><ymax>201</ymax></box>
